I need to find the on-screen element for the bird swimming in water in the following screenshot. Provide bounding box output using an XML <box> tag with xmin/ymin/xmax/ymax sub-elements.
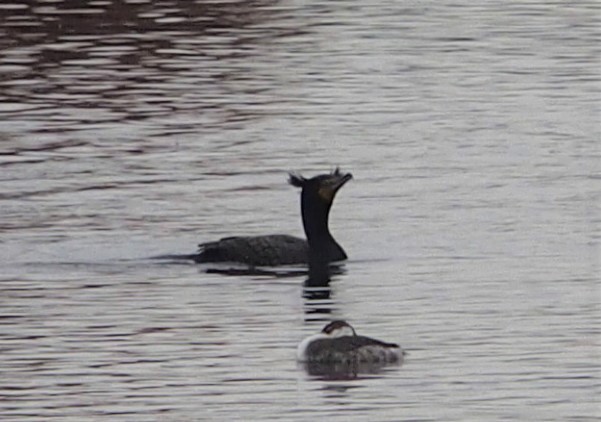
<box><xmin>297</xmin><ymin>320</ymin><xmax>403</xmax><ymax>365</ymax></box>
<box><xmin>194</xmin><ymin>168</ymin><xmax>352</xmax><ymax>267</ymax></box>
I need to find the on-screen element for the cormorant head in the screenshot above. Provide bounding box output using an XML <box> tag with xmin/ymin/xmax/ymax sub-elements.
<box><xmin>288</xmin><ymin>168</ymin><xmax>353</xmax><ymax>206</ymax></box>
<box><xmin>321</xmin><ymin>320</ymin><xmax>357</xmax><ymax>337</ymax></box>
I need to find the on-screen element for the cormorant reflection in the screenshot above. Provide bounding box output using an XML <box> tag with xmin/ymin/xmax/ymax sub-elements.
<box><xmin>302</xmin><ymin>254</ymin><xmax>339</xmax><ymax>316</ymax></box>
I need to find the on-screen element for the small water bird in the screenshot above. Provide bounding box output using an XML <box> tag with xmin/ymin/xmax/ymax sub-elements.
<box><xmin>297</xmin><ymin>320</ymin><xmax>403</xmax><ymax>365</ymax></box>
<box><xmin>194</xmin><ymin>168</ymin><xmax>352</xmax><ymax>267</ymax></box>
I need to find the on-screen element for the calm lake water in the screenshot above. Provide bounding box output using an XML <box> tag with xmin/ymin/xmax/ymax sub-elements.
<box><xmin>1</xmin><ymin>0</ymin><xmax>599</xmax><ymax>420</ymax></box>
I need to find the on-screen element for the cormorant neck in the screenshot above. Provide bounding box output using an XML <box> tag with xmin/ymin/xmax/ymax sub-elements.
<box><xmin>300</xmin><ymin>192</ymin><xmax>346</xmax><ymax>264</ymax></box>
<box><xmin>301</xmin><ymin>196</ymin><xmax>334</xmax><ymax>246</ymax></box>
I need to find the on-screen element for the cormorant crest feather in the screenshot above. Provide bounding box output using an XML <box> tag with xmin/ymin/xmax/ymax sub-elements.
<box><xmin>288</xmin><ymin>173</ymin><xmax>305</xmax><ymax>188</ymax></box>
<box><xmin>288</xmin><ymin>167</ymin><xmax>342</xmax><ymax>188</ymax></box>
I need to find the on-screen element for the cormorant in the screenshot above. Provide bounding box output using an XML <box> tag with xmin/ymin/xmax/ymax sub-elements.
<box><xmin>194</xmin><ymin>168</ymin><xmax>352</xmax><ymax>267</ymax></box>
<box><xmin>297</xmin><ymin>320</ymin><xmax>403</xmax><ymax>365</ymax></box>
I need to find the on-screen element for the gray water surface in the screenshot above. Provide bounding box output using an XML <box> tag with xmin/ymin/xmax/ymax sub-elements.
<box><xmin>1</xmin><ymin>1</ymin><xmax>599</xmax><ymax>421</ymax></box>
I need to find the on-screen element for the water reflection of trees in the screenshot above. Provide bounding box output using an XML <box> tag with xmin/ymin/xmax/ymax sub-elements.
<box><xmin>2</xmin><ymin>0</ymin><xmax>287</xmax><ymax>45</ymax></box>
<box><xmin>0</xmin><ymin>0</ymin><xmax>311</xmax><ymax>126</ymax></box>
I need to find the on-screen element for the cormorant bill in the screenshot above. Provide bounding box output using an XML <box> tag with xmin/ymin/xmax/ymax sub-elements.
<box><xmin>194</xmin><ymin>168</ymin><xmax>352</xmax><ymax>267</ymax></box>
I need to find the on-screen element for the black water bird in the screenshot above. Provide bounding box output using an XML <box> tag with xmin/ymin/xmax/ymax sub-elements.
<box><xmin>194</xmin><ymin>168</ymin><xmax>352</xmax><ymax>267</ymax></box>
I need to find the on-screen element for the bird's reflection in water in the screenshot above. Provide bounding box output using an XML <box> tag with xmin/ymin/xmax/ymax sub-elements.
<box><xmin>204</xmin><ymin>266</ymin><xmax>307</xmax><ymax>277</ymax></box>
<box><xmin>301</xmin><ymin>359</ymin><xmax>403</xmax><ymax>381</ymax></box>
<box><xmin>200</xmin><ymin>262</ymin><xmax>345</xmax><ymax>280</ymax></box>
<box><xmin>302</xmin><ymin>260</ymin><xmax>341</xmax><ymax>318</ymax></box>
<box><xmin>302</xmin><ymin>284</ymin><xmax>333</xmax><ymax>319</ymax></box>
